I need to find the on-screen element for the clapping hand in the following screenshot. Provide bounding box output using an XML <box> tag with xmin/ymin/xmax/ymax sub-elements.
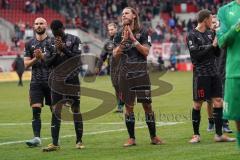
<box><xmin>34</xmin><ymin>48</ymin><xmax>44</xmax><ymax>60</ymax></box>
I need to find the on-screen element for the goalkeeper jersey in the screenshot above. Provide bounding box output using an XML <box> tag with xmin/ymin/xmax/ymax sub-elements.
<box><xmin>217</xmin><ymin>0</ymin><xmax>240</xmax><ymax>78</ymax></box>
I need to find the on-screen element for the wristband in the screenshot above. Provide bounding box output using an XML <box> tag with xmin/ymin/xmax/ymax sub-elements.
<box><xmin>133</xmin><ymin>40</ymin><xmax>140</xmax><ymax>47</ymax></box>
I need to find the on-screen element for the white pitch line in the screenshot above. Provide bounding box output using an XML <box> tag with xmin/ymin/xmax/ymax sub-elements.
<box><xmin>0</xmin><ymin>122</ymin><xmax>125</xmax><ymax>126</ymax></box>
<box><xmin>0</xmin><ymin>122</ymin><xmax>182</xmax><ymax>146</ymax></box>
<box><xmin>0</xmin><ymin>122</ymin><xmax>180</xmax><ymax>126</ymax></box>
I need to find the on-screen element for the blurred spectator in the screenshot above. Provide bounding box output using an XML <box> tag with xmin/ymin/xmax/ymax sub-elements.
<box><xmin>24</xmin><ymin>0</ymin><xmax>46</xmax><ymax>13</ymax></box>
<box><xmin>158</xmin><ymin>55</ymin><xmax>164</xmax><ymax>71</ymax></box>
<box><xmin>82</xmin><ymin>42</ymin><xmax>90</xmax><ymax>53</ymax></box>
<box><xmin>170</xmin><ymin>53</ymin><xmax>177</xmax><ymax>71</ymax></box>
<box><xmin>25</xmin><ymin>22</ymin><xmax>31</xmax><ymax>29</ymax></box>
<box><xmin>12</xmin><ymin>36</ymin><xmax>19</xmax><ymax>48</ymax></box>
<box><xmin>18</xmin><ymin>20</ymin><xmax>26</xmax><ymax>39</ymax></box>
<box><xmin>39</xmin><ymin>0</ymin><xmax>46</xmax><ymax>13</ymax></box>
<box><xmin>168</xmin><ymin>17</ymin><xmax>176</xmax><ymax>29</ymax></box>
<box><xmin>0</xmin><ymin>0</ymin><xmax>234</xmax><ymax>55</ymax></box>
<box><xmin>25</xmin><ymin>0</ymin><xmax>32</xmax><ymax>13</ymax></box>
<box><xmin>1</xmin><ymin>0</ymin><xmax>10</xmax><ymax>9</ymax></box>
<box><xmin>31</xmin><ymin>0</ymin><xmax>37</xmax><ymax>14</ymax></box>
<box><xmin>14</xmin><ymin>23</ymin><xmax>21</xmax><ymax>40</ymax></box>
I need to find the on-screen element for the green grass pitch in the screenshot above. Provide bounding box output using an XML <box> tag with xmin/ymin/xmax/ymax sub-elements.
<box><xmin>0</xmin><ymin>72</ymin><xmax>239</xmax><ymax>160</ymax></box>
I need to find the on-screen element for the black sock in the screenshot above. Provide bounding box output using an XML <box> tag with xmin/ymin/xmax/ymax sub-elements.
<box><xmin>51</xmin><ymin>112</ymin><xmax>61</xmax><ymax>146</ymax></box>
<box><xmin>117</xmin><ymin>98</ymin><xmax>124</xmax><ymax>110</ymax></box>
<box><xmin>145</xmin><ymin>112</ymin><xmax>156</xmax><ymax>138</ymax></box>
<box><xmin>192</xmin><ymin>108</ymin><xmax>201</xmax><ymax>135</ymax></box>
<box><xmin>73</xmin><ymin>112</ymin><xmax>83</xmax><ymax>143</ymax></box>
<box><xmin>32</xmin><ymin>107</ymin><xmax>41</xmax><ymax>137</ymax></box>
<box><xmin>208</xmin><ymin>117</ymin><xmax>214</xmax><ymax>124</ymax></box>
<box><xmin>213</xmin><ymin>108</ymin><xmax>223</xmax><ymax>136</ymax></box>
<box><xmin>125</xmin><ymin>113</ymin><xmax>135</xmax><ymax>139</ymax></box>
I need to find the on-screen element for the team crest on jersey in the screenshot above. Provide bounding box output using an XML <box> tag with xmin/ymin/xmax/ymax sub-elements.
<box><xmin>208</xmin><ymin>35</ymin><xmax>212</xmax><ymax>40</ymax></box>
<box><xmin>66</xmin><ymin>41</ymin><xmax>72</xmax><ymax>47</ymax></box>
<box><xmin>135</xmin><ymin>33</ymin><xmax>141</xmax><ymax>39</ymax></box>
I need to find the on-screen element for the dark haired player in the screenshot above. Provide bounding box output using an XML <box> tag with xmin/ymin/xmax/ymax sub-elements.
<box><xmin>95</xmin><ymin>22</ymin><xmax>124</xmax><ymax>113</ymax></box>
<box><xmin>186</xmin><ymin>9</ymin><xmax>235</xmax><ymax>143</ymax></box>
<box><xmin>42</xmin><ymin>20</ymin><xmax>84</xmax><ymax>152</ymax></box>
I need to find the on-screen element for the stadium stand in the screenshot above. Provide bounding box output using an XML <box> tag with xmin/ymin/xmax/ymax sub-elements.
<box><xmin>0</xmin><ymin>0</ymin><xmax>65</xmax><ymax>26</ymax></box>
<box><xmin>0</xmin><ymin>0</ymin><xmax>233</xmax><ymax>71</ymax></box>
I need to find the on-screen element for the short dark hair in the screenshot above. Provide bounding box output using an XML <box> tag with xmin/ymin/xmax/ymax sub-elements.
<box><xmin>50</xmin><ymin>20</ymin><xmax>64</xmax><ymax>30</ymax></box>
<box><xmin>197</xmin><ymin>9</ymin><xmax>212</xmax><ymax>23</ymax></box>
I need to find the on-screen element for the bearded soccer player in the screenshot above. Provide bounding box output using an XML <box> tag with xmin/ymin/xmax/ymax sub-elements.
<box><xmin>42</xmin><ymin>20</ymin><xmax>84</xmax><ymax>152</ymax></box>
<box><xmin>187</xmin><ymin>9</ymin><xmax>235</xmax><ymax>143</ymax></box>
<box><xmin>24</xmin><ymin>17</ymin><xmax>52</xmax><ymax>147</ymax></box>
<box><xmin>95</xmin><ymin>22</ymin><xmax>125</xmax><ymax>113</ymax></box>
<box><xmin>217</xmin><ymin>0</ymin><xmax>240</xmax><ymax>148</ymax></box>
<box><xmin>113</xmin><ymin>7</ymin><xmax>163</xmax><ymax>147</ymax></box>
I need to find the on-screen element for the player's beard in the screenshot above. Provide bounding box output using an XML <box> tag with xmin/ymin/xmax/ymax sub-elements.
<box><xmin>123</xmin><ymin>18</ymin><xmax>133</xmax><ymax>26</ymax></box>
<box><xmin>35</xmin><ymin>28</ymin><xmax>46</xmax><ymax>35</ymax></box>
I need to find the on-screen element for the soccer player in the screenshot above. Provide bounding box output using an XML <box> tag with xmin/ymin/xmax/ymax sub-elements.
<box><xmin>42</xmin><ymin>20</ymin><xmax>84</xmax><ymax>152</ymax></box>
<box><xmin>95</xmin><ymin>22</ymin><xmax>125</xmax><ymax>113</ymax></box>
<box><xmin>186</xmin><ymin>9</ymin><xmax>235</xmax><ymax>143</ymax></box>
<box><xmin>113</xmin><ymin>7</ymin><xmax>163</xmax><ymax>147</ymax></box>
<box><xmin>217</xmin><ymin>0</ymin><xmax>240</xmax><ymax>148</ymax></box>
<box><xmin>24</xmin><ymin>17</ymin><xmax>52</xmax><ymax>147</ymax></box>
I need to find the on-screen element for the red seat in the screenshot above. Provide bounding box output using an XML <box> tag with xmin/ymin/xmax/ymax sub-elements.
<box><xmin>0</xmin><ymin>0</ymin><xmax>65</xmax><ymax>26</ymax></box>
<box><xmin>0</xmin><ymin>42</ymin><xmax>9</xmax><ymax>52</ymax></box>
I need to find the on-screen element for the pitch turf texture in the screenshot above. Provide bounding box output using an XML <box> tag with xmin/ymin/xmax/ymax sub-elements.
<box><xmin>0</xmin><ymin>72</ymin><xmax>239</xmax><ymax>160</ymax></box>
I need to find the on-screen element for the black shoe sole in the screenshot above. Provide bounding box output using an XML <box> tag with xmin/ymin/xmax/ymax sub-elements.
<box><xmin>113</xmin><ymin>110</ymin><xmax>123</xmax><ymax>113</ymax></box>
<box><xmin>42</xmin><ymin>149</ymin><xmax>58</xmax><ymax>152</ymax></box>
<box><xmin>223</xmin><ymin>130</ymin><xmax>233</xmax><ymax>133</ymax></box>
<box><xmin>26</xmin><ymin>142</ymin><xmax>39</xmax><ymax>147</ymax></box>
